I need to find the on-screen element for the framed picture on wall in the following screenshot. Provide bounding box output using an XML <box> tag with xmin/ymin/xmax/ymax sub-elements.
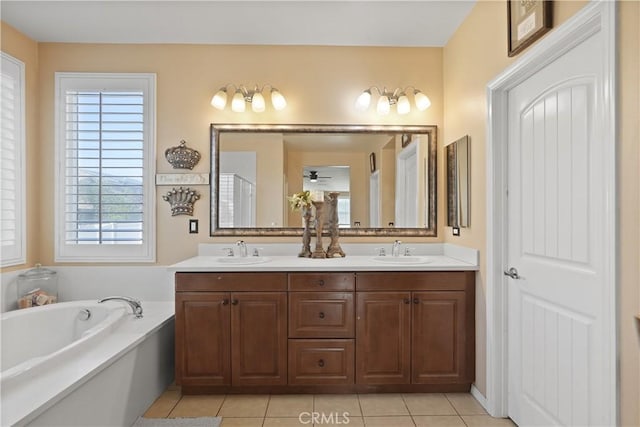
<box><xmin>507</xmin><ymin>0</ymin><xmax>552</xmax><ymax>57</ymax></box>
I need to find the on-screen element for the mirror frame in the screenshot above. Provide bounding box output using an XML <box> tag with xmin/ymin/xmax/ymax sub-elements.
<box><xmin>210</xmin><ymin>123</ymin><xmax>437</xmax><ymax>237</ymax></box>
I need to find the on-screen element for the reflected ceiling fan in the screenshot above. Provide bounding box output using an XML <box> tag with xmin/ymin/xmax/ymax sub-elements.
<box><xmin>303</xmin><ymin>170</ymin><xmax>331</xmax><ymax>183</ymax></box>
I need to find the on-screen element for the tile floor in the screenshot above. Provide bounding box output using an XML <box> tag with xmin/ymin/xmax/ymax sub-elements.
<box><xmin>143</xmin><ymin>385</ymin><xmax>517</xmax><ymax>426</ymax></box>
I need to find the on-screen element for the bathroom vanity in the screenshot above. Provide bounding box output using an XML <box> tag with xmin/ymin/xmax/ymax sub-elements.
<box><xmin>171</xmin><ymin>248</ymin><xmax>478</xmax><ymax>394</ymax></box>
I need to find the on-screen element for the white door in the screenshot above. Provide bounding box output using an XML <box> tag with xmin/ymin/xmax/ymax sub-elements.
<box><xmin>369</xmin><ymin>170</ymin><xmax>380</xmax><ymax>227</ymax></box>
<box><xmin>507</xmin><ymin>31</ymin><xmax>610</xmax><ymax>426</ymax></box>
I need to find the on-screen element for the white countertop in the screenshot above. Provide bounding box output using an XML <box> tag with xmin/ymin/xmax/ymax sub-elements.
<box><xmin>169</xmin><ymin>254</ymin><xmax>478</xmax><ymax>272</ymax></box>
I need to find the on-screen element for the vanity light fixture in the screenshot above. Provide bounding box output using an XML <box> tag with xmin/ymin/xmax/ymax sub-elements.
<box><xmin>355</xmin><ymin>86</ymin><xmax>431</xmax><ymax>115</ymax></box>
<box><xmin>211</xmin><ymin>84</ymin><xmax>287</xmax><ymax>113</ymax></box>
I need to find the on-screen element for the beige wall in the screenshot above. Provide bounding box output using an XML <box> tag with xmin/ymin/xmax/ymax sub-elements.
<box><xmin>443</xmin><ymin>0</ymin><xmax>639</xmax><ymax>424</ymax></box>
<box><xmin>33</xmin><ymin>43</ymin><xmax>444</xmax><ymax>265</ymax></box>
<box><xmin>0</xmin><ymin>23</ymin><xmax>39</xmax><ymax>272</ymax></box>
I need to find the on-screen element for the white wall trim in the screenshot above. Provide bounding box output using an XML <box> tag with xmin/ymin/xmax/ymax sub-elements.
<box><xmin>485</xmin><ymin>0</ymin><xmax>617</xmax><ymax>421</ymax></box>
<box><xmin>470</xmin><ymin>384</ymin><xmax>488</xmax><ymax>412</ymax></box>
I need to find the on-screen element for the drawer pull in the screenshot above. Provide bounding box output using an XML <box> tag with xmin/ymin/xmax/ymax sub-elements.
<box><xmin>318</xmin><ymin>359</ymin><xmax>325</xmax><ymax>367</ymax></box>
<box><xmin>231</xmin><ymin>299</ymin><xmax>239</xmax><ymax>305</ymax></box>
<box><xmin>413</xmin><ymin>298</ymin><xmax>420</xmax><ymax>304</ymax></box>
<box><xmin>221</xmin><ymin>299</ymin><xmax>229</xmax><ymax>306</ymax></box>
<box><xmin>319</xmin><ymin>312</ymin><xmax>325</xmax><ymax>319</ymax></box>
<box><xmin>316</xmin><ymin>280</ymin><xmax>325</xmax><ymax>287</ymax></box>
<box><xmin>403</xmin><ymin>298</ymin><xmax>411</xmax><ymax>304</ymax></box>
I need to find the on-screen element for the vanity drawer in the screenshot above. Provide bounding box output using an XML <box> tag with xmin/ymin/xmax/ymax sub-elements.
<box><xmin>288</xmin><ymin>339</ymin><xmax>355</xmax><ymax>385</ymax></box>
<box><xmin>289</xmin><ymin>292</ymin><xmax>354</xmax><ymax>338</ymax></box>
<box><xmin>288</xmin><ymin>273</ymin><xmax>355</xmax><ymax>291</ymax></box>
<box><xmin>175</xmin><ymin>272</ymin><xmax>287</xmax><ymax>292</ymax></box>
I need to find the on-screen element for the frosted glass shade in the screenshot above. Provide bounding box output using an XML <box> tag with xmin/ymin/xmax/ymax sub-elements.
<box><xmin>377</xmin><ymin>95</ymin><xmax>390</xmax><ymax>115</ymax></box>
<box><xmin>414</xmin><ymin>90</ymin><xmax>432</xmax><ymax>111</ymax></box>
<box><xmin>251</xmin><ymin>92</ymin><xmax>266</xmax><ymax>112</ymax></box>
<box><xmin>231</xmin><ymin>90</ymin><xmax>246</xmax><ymax>112</ymax></box>
<box><xmin>271</xmin><ymin>89</ymin><xmax>287</xmax><ymax>110</ymax></box>
<box><xmin>211</xmin><ymin>89</ymin><xmax>227</xmax><ymax>109</ymax></box>
<box><xmin>355</xmin><ymin>90</ymin><xmax>372</xmax><ymax>111</ymax></box>
<box><xmin>397</xmin><ymin>94</ymin><xmax>411</xmax><ymax>115</ymax></box>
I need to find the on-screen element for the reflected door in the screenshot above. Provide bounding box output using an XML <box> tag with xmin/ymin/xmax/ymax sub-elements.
<box><xmin>395</xmin><ymin>143</ymin><xmax>418</xmax><ymax>227</ymax></box>
<box><xmin>369</xmin><ymin>171</ymin><xmax>380</xmax><ymax>227</ymax></box>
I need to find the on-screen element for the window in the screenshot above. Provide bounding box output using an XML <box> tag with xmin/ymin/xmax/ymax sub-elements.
<box><xmin>55</xmin><ymin>73</ymin><xmax>155</xmax><ymax>262</ymax></box>
<box><xmin>0</xmin><ymin>52</ymin><xmax>26</xmax><ymax>267</ymax></box>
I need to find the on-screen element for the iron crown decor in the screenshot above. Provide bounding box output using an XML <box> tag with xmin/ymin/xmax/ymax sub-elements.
<box><xmin>165</xmin><ymin>140</ymin><xmax>201</xmax><ymax>170</ymax></box>
<box><xmin>163</xmin><ymin>187</ymin><xmax>200</xmax><ymax>216</ymax></box>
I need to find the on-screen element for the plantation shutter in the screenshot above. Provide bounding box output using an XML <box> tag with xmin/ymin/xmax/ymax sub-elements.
<box><xmin>0</xmin><ymin>53</ymin><xmax>25</xmax><ymax>266</ymax></box>
<box><xmin>63</xmin><ymin>90</ymin><xmax>145</xmax><ymax>244</ymax></box>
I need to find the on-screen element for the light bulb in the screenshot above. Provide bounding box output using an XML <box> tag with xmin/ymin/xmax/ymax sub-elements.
<box><xmin>271</xmin><ymin>89</ymin><xmax>287</xmax><ymax>110</ymax></box>
<box><xmin>211</xmin><ymin>89</ymin><xmax>227</xmax><ymax>109</ymax></box>
<box><xmin>355</xmin><ymin>90</ymin><xmax>372</xmax><ymax>111</ymax></box>
<box><xmin>377</xmin><ymin>95</ymin><xmax>391</xmax><ymax>115</ymax></box>
<box><xmin>231</xmin><ymin>90</ymin><xmax>246</xmax><ymax>112</ymax></box>
<box><xmin>414</xmin><ymin>90</ymin><xmax>431</xmax><ymax>111</ymax></box>
<box><xmin>251</xmin><ymin>91</ymin><xmax>266</xmax><ymax>112</ymax></box>
<box><xmin>396</xmin><ymin>94</ymin><xmax>410</xmax><ymax>115</ymax></box>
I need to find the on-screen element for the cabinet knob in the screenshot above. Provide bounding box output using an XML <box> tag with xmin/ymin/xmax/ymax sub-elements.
<box><xmin>318</xmin><ymin>359</ymin><xmax>325</xmax><ymax>367</ymax></box>
<box><xmin>403</xmin><ymin>298</ymin><xmax>411</xmax><ymax>304</ymax></box>
<box><xmin>316</xmin><ymin>279</ymin><xmax>325</xmax><ymax>287</ymax></box>
<box><xmin>319</xmin><ymin>312</ymin><xmax>325</xmax><ymax>319</ymax></box>
<box><xmin>231</xmin><ymin>299</ymin><xmax>239</xmax><ymax>305</ymax></box>
<box><xmin>413</xmin><ymin>298</ymin><xmax>420</xmax><ymax>304</ymax></box>
<box><xmin>221</xmin><ymin>299</ymin><xmax>229</xmax><ymax>306</ymax></box>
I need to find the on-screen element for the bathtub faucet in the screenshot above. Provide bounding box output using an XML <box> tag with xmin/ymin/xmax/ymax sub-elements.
<box><xmin>98</xmin><ymin>296</ymin><xmax>143</xmax><ymax>318</ymax></box>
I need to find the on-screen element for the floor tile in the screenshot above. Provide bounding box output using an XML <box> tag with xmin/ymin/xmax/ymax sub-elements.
<box><xmin>413</xmin><ymin>415</ymin><xmax>466</xmax><ymax>426</ymax></box>
<box><xmin>267</xmin><ymin>394</ymin><xmax>314</xmax><ymax>417</ymax></box>
<box><xmin>445</xmin><ymin>393</ymin><xmax>487</xmax><ymax>415</ymax></box>
<box><xmin>358</xmin><ymin>394</ymin><xmax>409</xmax><ymax>416</ymax></box>
<box><xmin>220</xmin><ymin>418</ymin><xmax>264</xmax><ymax>427</ymax></box>
<box><xmin>143</xmin><ymin>389</ymin><xmax>182</xmax><ymax>418</ymax></box>
<box><xmin>364</xmin><ymin>416</ymin><xmax>415</xmax><ymax>426</ymax></box>
<box><xmin>313</xmin><ymin>394</ymin><xmax>362</xmax><ymax>417</ymax></box>
<box><xmin>402</xmin><ymin>393</ymin><xmax>457</xmax><ymax>416</ymax></box>
<box><xmin>168</xmin><ymin>394</ymin><xmax>225</xmax><ymax>418</ymax></box>
<box><xmin>263</xmin><ymin>417</ymin><xmax>308</xmax><ymax>426</ymax></box>
<box><xmin>315</xmin><ymin>416</ymin><xmax>364</xmax><ymax>426</ymax></box>
<box><xmin>218</xmin><ymin>395</ymin><xmax>270</xmax><ymax>418</ymax></box>
<box><xmin>461</xmin><ymin>415</ymin><xmax>517</xmax><ymax>426</ymax></box>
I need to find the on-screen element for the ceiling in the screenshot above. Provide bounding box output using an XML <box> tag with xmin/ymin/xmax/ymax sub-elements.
<box><xmin>0</xmin><ymin>1</ymin><xmax>476</xmax><ymax>47</ymax></box>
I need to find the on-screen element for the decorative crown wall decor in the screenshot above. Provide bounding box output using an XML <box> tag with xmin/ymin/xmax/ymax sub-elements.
<box><xmin>163</xmin><ymin>187</ymin><xmax>200</xmax><ymax>216</ymax></box>
<box><xmin>165</xmin><ymin>140</ymin><xmax>201</xmax><ymax>170</ymax></box>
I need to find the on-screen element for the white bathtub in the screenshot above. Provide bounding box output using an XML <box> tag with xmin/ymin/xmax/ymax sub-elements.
<box><xmin>0</xmin><ymin>300</ymin><xmax>175</xmax><ymax>426</ymax></box>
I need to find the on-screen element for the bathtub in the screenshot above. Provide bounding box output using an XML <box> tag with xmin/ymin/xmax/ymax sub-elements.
<box><xmin>1</xmin><ymin>300</ymin><xmax>175</xmax><ymax>426</ymax></box>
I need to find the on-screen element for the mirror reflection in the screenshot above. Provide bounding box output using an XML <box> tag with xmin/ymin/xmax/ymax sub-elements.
<box><xmin>446</xmin><ymin>135</ymin><xmax>470</xmax><ymax>228</ymax></box>
<box><xmin>211</xmin><ymin>124</ymin><xmax>437</xmax><ymax>236</ymax></box>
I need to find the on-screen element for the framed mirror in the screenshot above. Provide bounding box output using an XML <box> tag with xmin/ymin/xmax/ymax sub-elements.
<box><xmin>446</xmin><ymin>135</ymin><xmax>470</xmax><ymax>228</ymax></box>
<box><xmin>210</xmin><ymin>124</ymin><xmax>437</xmax><ymax>236</ymax></box>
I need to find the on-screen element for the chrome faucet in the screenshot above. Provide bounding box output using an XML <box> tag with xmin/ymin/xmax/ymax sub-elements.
<box><xmin>392</xmin><ymin>240</ymin><xmax>402</xmax><ymax>257</ymax></box>
<box><xmin>236</xmin><ymin>240</ymin><xmax>248</xmax><ymax>257</ymax></box>
<box><xmin>98</xmin><ymin>296</ymin><xmax>143</xmax><ymax>318</ymax></box>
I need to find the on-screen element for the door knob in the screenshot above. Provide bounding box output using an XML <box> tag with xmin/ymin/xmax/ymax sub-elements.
<box><xmin>504</xmin><ymin>267</ymin><xmax>521</xmax><ymax>279</ymax></box>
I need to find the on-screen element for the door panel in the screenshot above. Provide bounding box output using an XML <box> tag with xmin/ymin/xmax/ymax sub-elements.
<box><xmin>175</xmin><ymin>292</ymin><xmax>231</xmax><ymax>385</ymax></box>
<box><xmin>412</xmin><ymin>291</ymin><xmax>466</xmax><ymax>384</ymax></box>
<box><xmin>231</xmin><ymin>292</ymin><xmax>287</xmax><ymax>386</ymax></box>
<box><xmin>507</xmin><ymin>31</ymin><xmax>606</xmax><ymax>426</ymax></box>
<box><xmin>356</xmin><ymin>292</ymin><xmax>411</xmax><ymax>384</ymax></box>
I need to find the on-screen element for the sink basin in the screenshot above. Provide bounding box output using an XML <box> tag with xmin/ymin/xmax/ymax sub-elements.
<box><xmin>216</xmin><ymin>257</ymin><xmax>271</xmax><ymax>265</ymax></box>
<box><xmin>372</xmin><ymin>256</ymin><xmax>432</xmax><ymax>264</ymax></box>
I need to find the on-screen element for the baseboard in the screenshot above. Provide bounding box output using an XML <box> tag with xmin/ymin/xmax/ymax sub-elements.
<box><xmin>470</xmin><ymin>384</ymin><xmax>488</xmax><ymax>411</ymax></box>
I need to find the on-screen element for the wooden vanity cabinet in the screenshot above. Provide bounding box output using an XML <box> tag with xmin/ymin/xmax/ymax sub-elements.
<box><xmin>287</xmin><ymin>273</ymin><xmax>356</xmax><ymax>386</ymax></box>
<box><xmin>175</xmin><ymin>273</ymin><xmax>287</xmax><ymax>391</ymax></box>
<box><xmin>175</xmin><ymin>270</ymin><xmax>474</xmax><ymax>393</ymax></box>
<box><xmin>356</xmin><ymin>272</ymin><xmax>475</xmax><ymax>387</ymax></box>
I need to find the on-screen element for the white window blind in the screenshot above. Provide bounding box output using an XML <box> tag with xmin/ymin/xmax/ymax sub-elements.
<box><xmin>55</xmin><ymin>73</ymin><xmax>155</xmax><ymax>262</ymax></box>
<box><xmin>0</xmin><ymin>52</ymin><xmax>26</xmax><ymax>267</ymax></box>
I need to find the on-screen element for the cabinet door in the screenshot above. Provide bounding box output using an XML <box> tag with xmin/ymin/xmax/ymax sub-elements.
<box><xmin>412</xmin><ymin>291</ymin><xmax>467</xmax><ymax>384</ymax></box>
<box><xmin>231</xmin><ymin>292</ymin><xmax>288</xmax><ymax>386</ymax></box>
<box><xmin>356</xmin><ymin>291</ymin><xmax>411</xmax><ymax>384</ymax></box>
<box><xmin>175</xmin><ymin>292</ymin><xmax>231</xmax><ymax>386</ymax></box>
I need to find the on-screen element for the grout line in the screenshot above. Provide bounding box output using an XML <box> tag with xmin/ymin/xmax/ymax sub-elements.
<box><xmin>216</xmin><ymin>394</ymin><xmax>229</xmax><ymax>417</ymax></box>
